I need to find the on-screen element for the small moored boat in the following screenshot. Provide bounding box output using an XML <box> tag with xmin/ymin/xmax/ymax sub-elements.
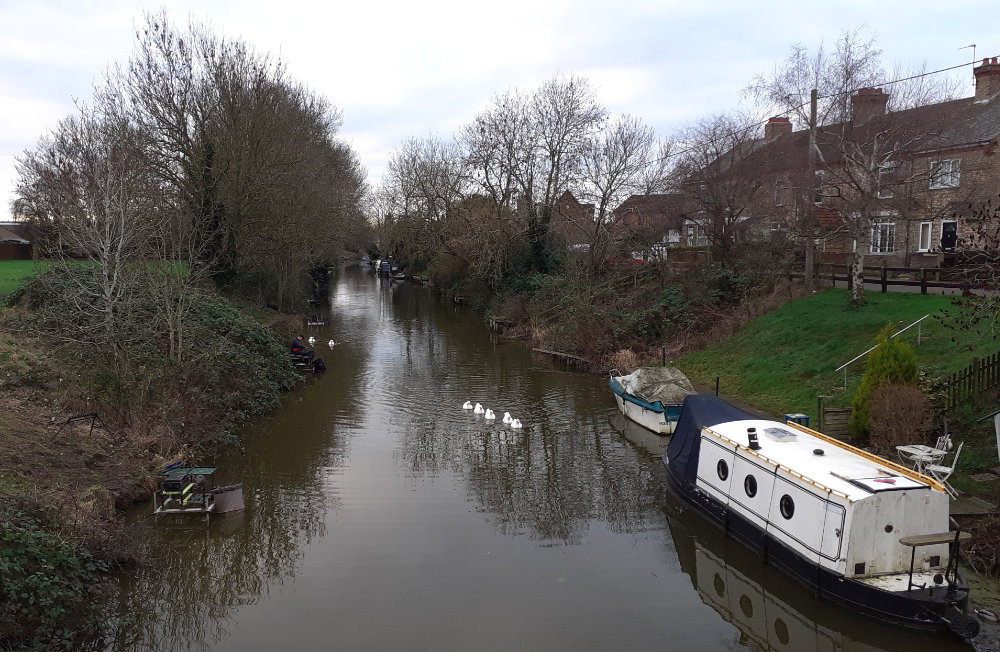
<box><xmin>609</xmin><ymin>367</ymin><xmax>695</xmax><ymax>434</ymax></box>
<box><xmin>663</xmin><ymin>394</ymin><xmax>977</xmax><ymax>638</ymax></box>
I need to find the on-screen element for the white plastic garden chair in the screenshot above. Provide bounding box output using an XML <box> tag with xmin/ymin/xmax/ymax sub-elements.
<box><xmin>925</xmin><ymin>441</ymin><xmax>963</xmax><ymax>499</ymax></box>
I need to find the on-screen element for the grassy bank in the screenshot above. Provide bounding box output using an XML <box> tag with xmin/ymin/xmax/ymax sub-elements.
<box><xmin>0</xmin><ymin>264</ymin><xmax>302</xmax><ymax>649</ymax></box>
<box><xmin>674</xmin><ymin>287</ymin><xmax>1000</xmax><ymax>525</ymax></box>
<box><xmin>676</xmin><ymin>288</ymin><xmax>998</xmax><ymax>417</ymax></box>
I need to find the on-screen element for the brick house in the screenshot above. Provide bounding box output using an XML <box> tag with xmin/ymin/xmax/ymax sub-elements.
<box><xmin>609</xmin><ymin>193</ymin><xmax>706</xmax><ymax>254</ymax></box>
<box><xmin>549</xmin><ymin>190</ymin><xmax>598</xmax><ymax>251</ymax></box>
<box><xmin>761</xmin><ymin>58</ymin><xmax>1000</xmax><ymax>267</ymax></box>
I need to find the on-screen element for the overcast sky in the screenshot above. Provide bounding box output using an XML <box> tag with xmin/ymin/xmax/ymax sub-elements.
<box><xmin>2</xmin><ymin>0</ymin><xmax>999</xmax><ymax>220</ymax></box>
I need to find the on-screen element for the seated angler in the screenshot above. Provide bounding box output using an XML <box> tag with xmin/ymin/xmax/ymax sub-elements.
<box><xmin>290</xmin><ymin>335</ymin><xmax>307</xmax><ymax>354</ymax></box>
<box><xmin>290</xmin><ymin>335</ymin><xmax>314</xmax><ymax>361</ymax></box>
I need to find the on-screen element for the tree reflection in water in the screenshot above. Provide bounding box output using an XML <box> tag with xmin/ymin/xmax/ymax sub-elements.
<box><xmin>396</xmin><ymin>404</ymin><xmax>660</xmax><ymax>545</ymax></box>
<box><xmin>106</xmin><ymin>433</ymin><xmax>346</xmax><ymax>650</ymax></box>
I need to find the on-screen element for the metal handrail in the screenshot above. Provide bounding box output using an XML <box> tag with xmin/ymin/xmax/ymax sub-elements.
<box><xmin>834</xmin><ymin>314</ymin><xmax>930</xmax><ymax>387</ymax></box>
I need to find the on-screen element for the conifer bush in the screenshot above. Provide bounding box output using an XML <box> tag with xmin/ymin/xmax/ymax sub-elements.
<box><xmin>849</xmin><ymin>323</ymin><xmax>919</xmax><ymax>439</ymax></box>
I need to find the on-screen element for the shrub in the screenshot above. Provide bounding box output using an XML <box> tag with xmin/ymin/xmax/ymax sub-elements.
<box><xmin>605</xmin><ymin>349</ymin><xmax>639</xmax><ymax>372</ymax></box>
<box><xmin>0</xmin><ymin>499</ymin><xmax>110</xmax><ymax>650</ymax></box>
<box><xmin>867</xmin><ymin>384</ymin><xmax>930</xmax><ymax>454</ymax></box>
<box><xmin>7</xmin><ymin>265</ymin><xmax>297</xmax><ymax>447</ymax></box>
<box><xmin>849</xmin><ymin>323</ymin><xmax>919</xmax><ymax>438</ymax></box>
<box><xmin>175</xmin><ymin>294</ymin><xmax>298</xmax><ymax>434</ymax></box>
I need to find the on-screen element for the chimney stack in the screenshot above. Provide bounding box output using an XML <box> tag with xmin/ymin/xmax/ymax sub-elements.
<box><xmin>975</xmin><ymin>58</ymin><xmax>1000</xmax><ymax>102</ymax></box>
<box><xmin>851</xmin><ymin>87</ymin><xmax>889</xmax><ymax>122</ymax></box>
<box><xmin>764</xmin><ymin>116</ymin><xmax>792</xmax><ymax>139</ymax></box>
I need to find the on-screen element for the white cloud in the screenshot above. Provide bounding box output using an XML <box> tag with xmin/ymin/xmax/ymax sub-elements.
<box><xmin>2</xmin><ymin>0</ymin><xmax>1000</xmax><ymax>218</ymax></box>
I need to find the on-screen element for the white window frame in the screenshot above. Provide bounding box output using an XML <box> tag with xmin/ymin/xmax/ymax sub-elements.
<box><xmin>774</xmin><ymin>179</ymin><xmax>785</xmax><ymax>206</ymax></box>
<box><xmin>813</xmin><ymin>170</ymin><xmax>825</xmax><ymax>205</ymax></box>
<box><xmin>870</xmin><ymin>219</ymin><xmax>896</xmax><ymax>254</ymax></box>
<box><xmin>929</xmin><ymin>159</ymin><xmax>961</xmax><ymax>189</ymax></box>
<box><xmin>686</xmin><ymin>223</ymin><xmax>698</xmax><ymax>246</ymax></box>
<box><xmin>917</xmin><ymin>222</ymin><xmax>933</xmax><ymax>252</ymax></box>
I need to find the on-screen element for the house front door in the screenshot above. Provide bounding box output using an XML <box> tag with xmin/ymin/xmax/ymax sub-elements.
<box><xmin>941</xmin><ymin>221</ymin><xmax>957</xmax><ymax>251</ymax></box>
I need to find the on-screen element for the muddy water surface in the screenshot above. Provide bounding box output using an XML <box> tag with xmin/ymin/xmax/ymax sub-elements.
<box><xmin>107</xmin><ymin>267</ymin><xmax>971</xmax><ymax>651</ymax></box>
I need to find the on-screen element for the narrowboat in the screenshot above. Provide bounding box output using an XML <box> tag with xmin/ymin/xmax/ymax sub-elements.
<box><xmin>663</xmin><ymin>394</ymin><xmax>977</xmax><ymax>638</ymax></box>
<box><xmin>609</xmin><ymin>367</ymin><xmax>695</xmax><ymax>434</ymax></box>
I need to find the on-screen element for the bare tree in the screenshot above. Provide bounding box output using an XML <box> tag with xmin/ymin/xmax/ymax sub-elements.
<box><xmin>383</xmin><ymin>135</ymin><xmax>468</xmax><ymax>222</ymax></box>
<box><xmin>528</xmin><ymin>75</ymin><xmax>607</xmax><ymax>270</ymax></box>
<box><xmin>460</xmin><ymin>89</ymin><xmax>534</xmax><ymax>212</ymax></box>
<box><xmin>576</xmin><ymin>114</ymin><xmax>658</xmax><ymax>266</ymax></box>
<box><xmin>14</xmin><ymin>107</ymin><xmax>160</xmax><ymax>374</ymax></box>
<box><xmin>672</xmin><ymin>111</ymin><xmax>771</xmax><ymax>261</ymax></box>
<box><xmin>638</xmin><ymin>138</ymin><xmax>675</xmax><ymax>195</ymax></box>
<box><xmin>460</xmin><ymin>75</ymin><xmax>607</xmax><ymax>272</ymax></box>
<box><xmin>746</xmin><ymin>27</ymin><xmax>885</xmax><ymax>128</ymax></box>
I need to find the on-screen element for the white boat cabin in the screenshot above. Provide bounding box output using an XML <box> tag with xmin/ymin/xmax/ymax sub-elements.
<box><xmin>694</xmin><ymin>418</ymin><xmax>951</xmax><ymax>579</ymax></box>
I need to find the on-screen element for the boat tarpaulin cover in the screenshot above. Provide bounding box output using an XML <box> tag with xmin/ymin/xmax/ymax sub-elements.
<box><xmin>664</xmin><ymin>394</ymin><xmax>757</xmax><ymax>486</ymax></box>
<box><xmin>625</xmin><ymin>367</ymin><xmax>695</xmax><ymax>405</ymax></box>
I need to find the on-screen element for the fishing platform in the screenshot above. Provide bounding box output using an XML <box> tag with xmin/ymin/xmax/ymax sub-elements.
<box><xmin>153</xmin><ymin>462</ymin><xmax>244</xmax><ymax>525</ymax></box>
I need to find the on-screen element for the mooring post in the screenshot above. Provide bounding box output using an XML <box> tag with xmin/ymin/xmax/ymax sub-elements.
<box><xmin>661</xmin><ymin>347</ymin><xmax>665</xmax><ymax>367</ymax></box>
<box><xmin>715</xmin><ymin>376</ymin><xmax>720</xmax><ymax>396</ymax></box>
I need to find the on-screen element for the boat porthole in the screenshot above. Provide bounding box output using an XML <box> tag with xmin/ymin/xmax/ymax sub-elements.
<box><xmin>744</xmin><ymin>475</ymin><xmax>757</xmax><ymax>498</ymax></box>
<box><xmin>739</xmin><ymin>594</ymin><xmax>753</xmax><ymax>618</ymax></box>
<box><xmin>713</xmin><ymin>574</ymin><xmax>725</xmax><ymax>597</ymax></box>
<box><xmin>774</xmin><ymin>618</ymin><xmax>790</xmax><ymax>645</ymax></box>
<box><xmin>717</xmin><ymin>459</ymin><xmax>729</xmax><ymax>481</ymax></box>
<box><xmin>779</xmin><ymin>494</ymin><xmax>794</xmax><ymax>520</ymax></box>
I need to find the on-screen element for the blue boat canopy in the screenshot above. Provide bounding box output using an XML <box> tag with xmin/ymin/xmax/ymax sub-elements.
<box><xmin>663</xmin><ymin>394</ymin><xmax>757</xmax><ymax>486</ymax></box>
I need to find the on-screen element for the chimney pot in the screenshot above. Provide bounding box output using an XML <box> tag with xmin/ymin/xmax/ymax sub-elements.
<box><xmin>974</xmin><ymin>58</ymin><xmax>1000</xmax><ymax>101</ymax></box>
<box><xmin>764</xmin><ymin>116</ymin><xmax>793</xmax><ymax>139</ymax></box>
<box><xmin>851</xmin><ymin>87</ymin><xmax>888</xmax><ymax>122</ymax></box>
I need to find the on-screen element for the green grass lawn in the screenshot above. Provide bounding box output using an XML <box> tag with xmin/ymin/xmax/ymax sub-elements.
<box><xmin>0</xmin><ymin>260</ymin><xmax>46</xmax><ymax>298</ymax></box>
<box><xmin>0</xmin><ymin>259</ymin><xmax>177</xmax><ymax>300</ymax></box>
<box><xmin>676</xmin><ymin>288</ymin><xmax>1000</xmax><ymax>418</ymax></box>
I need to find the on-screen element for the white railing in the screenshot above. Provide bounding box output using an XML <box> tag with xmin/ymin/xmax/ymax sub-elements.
<box><xmin>834</xmin><ymin>314</ymin><xmax>930</xmax><ymax>388</ymax></box>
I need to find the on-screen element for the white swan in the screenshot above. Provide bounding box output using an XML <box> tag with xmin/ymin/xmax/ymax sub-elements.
<box><xmin>502</xmin><ymin>412</ymin><xmax>512</xmax><ymax>424</ymax></box>
<box><xmin>308</xmin><ymin>336</ymin><xmax>316</xmax><ymax>345</ymax></box>
<box><xmin>473</xmin><ymin>403</ymin><xmax>485</xmax><ymax>414</ymax></box>
<box><xmin>510</xmin><ymin>418</ymin><xmax>522</xmax><ymax>428</ymax></box>
<box><xmin>328</xmin><ymin>340</ymin><xmax>336</xmax><ymax>348</ymax></box>
<box><xmin>462</xmin><ymin>401</ymin><xmax>473</xmax><ymax>410</ymax></box>
<box><xmin>484</xmin><ymin>408</ymin><xmax>496</xmax><ymax>419</ymax></box>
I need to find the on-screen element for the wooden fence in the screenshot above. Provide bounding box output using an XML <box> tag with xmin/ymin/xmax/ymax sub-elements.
<box><xmin>0</xmin><ymin>243</ymin><xmax>31</xmax><ymax>260</ymax></box>
<box><xmin>816</xmin><ymin>395</ymin><xmax>852</xmax><ymax>440</ymax></box>
<box><xmin>943</xmin><ymin>351</ymin><xmax>1000</xmax><ymax>409</ymax></box>
<box><xmin>791</xmin><ymin>264</ymin><xmax>968</xmax><ymax>294</ymax></box>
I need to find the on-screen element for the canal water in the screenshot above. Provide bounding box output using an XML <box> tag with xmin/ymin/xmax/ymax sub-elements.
<box><xmin>107</xmin><ymin>267</ymin><xmax>970</xmax><ymax>651</ymax></box>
